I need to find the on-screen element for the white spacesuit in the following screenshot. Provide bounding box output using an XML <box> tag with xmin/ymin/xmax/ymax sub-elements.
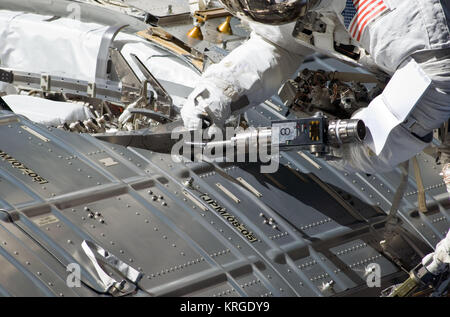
<box><xmin>181</xmin><ymin>0</ymin><xmax>450</xmax><ymax>175</ymax></box>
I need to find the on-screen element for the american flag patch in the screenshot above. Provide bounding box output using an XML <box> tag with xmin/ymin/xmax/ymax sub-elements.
<box><xmin>341</xmin><ymin>0</ymin><xmax>388</xmax><ymax>41</ymax></box>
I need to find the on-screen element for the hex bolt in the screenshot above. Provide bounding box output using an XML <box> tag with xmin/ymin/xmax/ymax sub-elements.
<box><xmin>114</xmin><ymin>280</ymin><xmax>126</xmax><ymax>291</ymax></box>
<box><xmin>184</xmin><ymin>178</ymin><xmax>194</xmax><ymax>187</ymax></box>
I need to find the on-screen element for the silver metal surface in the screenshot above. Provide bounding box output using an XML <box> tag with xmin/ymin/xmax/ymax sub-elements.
<box><xmin>0</xmin><ymin>68</ymin><xmax>132</xmax><ymax>104</ymax></box>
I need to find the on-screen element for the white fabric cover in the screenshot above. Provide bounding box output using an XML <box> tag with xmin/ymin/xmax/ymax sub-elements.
<box><xmin>0</xmin><ymin>10</ymin><xmax>105</xmax><ymax>81</ymax></box>
<box><xmin>353</xmin><ymin>58</ymin><xmax>432</xmax><ymax>155</ymax></box>
<box><xmin>0</xmin><ymin>10</ymin><xmax>200</xmax><ymax>109</ymax></box>
<box><xmin>3</xmin><ymin>94</ymin><xmax>93</xmax><ymax>126</ymax></box>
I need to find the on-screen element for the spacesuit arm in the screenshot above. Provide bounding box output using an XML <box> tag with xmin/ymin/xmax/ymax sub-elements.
<box><xmin>181</xmin><ymin>24</ymin><xmax>313</xmax><ymax>129</ymax></box>
<box><xmin>329</xmin><ymin>51</ymin><xmax>450</xmax><ymax>175</ymax></box>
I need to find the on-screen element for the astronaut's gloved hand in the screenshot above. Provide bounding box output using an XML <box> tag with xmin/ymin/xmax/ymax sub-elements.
<box><xmin>118</xmin><ymin>98</ymin><xmax>140</xmax><ymax>127</ymax></box>
<box><xmin>422</xmin><ymin>230</ymin><xmax>450</xmax><ymax>276</ymax></box>
<box><xmin>180</xmin><ymin>97</ymin><xmax>203</xmax><ymax>131</ymax></box>
<box><xmin>181</xmin><ymin>81</ymin><xmax>233</xmax><ymax>130</ymax></box>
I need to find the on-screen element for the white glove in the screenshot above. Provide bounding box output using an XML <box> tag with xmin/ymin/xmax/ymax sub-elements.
<box><xmin>180</xmin><ymin>81</ymin><xmax>232</xmax><ymax>130</ymax></box>
<box><xmin>422</xmin><ymin>230</ymin><xmax>450</xmax><ymax>275</ymax></box>
<box><xmin>118</xmin><ymin>98</ymin><xmax>140</xmax><ymax>126</ymax></box>
<box><xmin>179</xmin><ymin>96</ymin><xmax>204</xmax><ymax>131</ymax></box>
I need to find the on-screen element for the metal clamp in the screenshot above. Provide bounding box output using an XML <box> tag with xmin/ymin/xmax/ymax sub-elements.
<box><xmin>95</xmin><ymin>24</ymin><xmax>129</xmax><ymax>84</ymax></box>
<box><xmin>130</xmin><ymin>53</ymin><xmax>173</xmax><ymax>116</ymax></box>
<box><xmin>81</xmin><ymin>240</ymin><xmax>143</xmax><ymax>296</ymax></box>
<box><xmin>40</xmin><ymin>74</ymin><xmax>51</xmax><ymax>91</ymax></box>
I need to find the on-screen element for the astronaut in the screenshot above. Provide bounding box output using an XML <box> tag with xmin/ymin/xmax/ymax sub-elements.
<box><xmin>181</xmin><ymin>0</ymin><xmax>450</xmax><ymax>176</ymax></box>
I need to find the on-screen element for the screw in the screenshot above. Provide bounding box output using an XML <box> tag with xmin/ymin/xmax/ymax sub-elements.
<box><xmin>184</xmin><ymin>178</ymin><xmax>194</xmax><ymax>187</ymax></box>
<box><xmin>114</xmin><ymin>280</ymin><xmax>126</xmax><ymax>291</ymax></box>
